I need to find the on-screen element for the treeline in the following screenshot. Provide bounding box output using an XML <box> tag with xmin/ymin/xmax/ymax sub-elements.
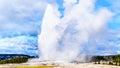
<box><xmin>91</xmin><ymin>54</ymin><xmax>120</xmax><ymax>66</ymax></box>
<box><xmin>0</xmin><ymin>57</ymin><xmax>28</xmax><ymax>64</ymax></box>
<box><xmin>0</xmin><ymin>54</ymin><xmax>32</xmax><ymax>60</ymax></box>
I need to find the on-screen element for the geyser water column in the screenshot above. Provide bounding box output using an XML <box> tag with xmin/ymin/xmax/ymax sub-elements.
<box><xmin>38</xmin><ymin>4</ymin><xmax>61</xmax><ymax>60</ymax></box>
<box><xmin>38</xmin><ymin>0</ymin><xmax>113</xmax><ymax>62</ymax></box>
<box><xmin>38</xmin><ymin>4</ymin><xmax>79</xmax><ymax>61</ymax></box>
<box><xmin>38</xmin><ymin>4</ymin><xmax>81</xmax><ymax>61</ymax></box>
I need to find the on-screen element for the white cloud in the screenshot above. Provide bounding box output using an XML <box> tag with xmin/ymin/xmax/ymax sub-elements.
<box><xmin>0</xmin><ymin>0</ymin><xmax>47</xmax><ymax>34</ymax></box>
<box><xmin>0</xmin><ymin>36</ymin><xmax>38</xmax><ymax>56</ymax></box>
<box><xmin>106</xmin><ymin>0</ymin><xmax>120</xmax><ymax>13</ymax></box>
<box><xmin>90</xmin><ymin>27</ymin><xmax>120</xmax><ymax>55</ymax></box>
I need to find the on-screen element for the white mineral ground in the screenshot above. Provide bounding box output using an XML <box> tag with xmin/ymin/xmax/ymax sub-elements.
<box><xmin>63</xmin><ymin>63</ymin><xmax>120</xmax><ymax>68</ymax></box>
<box><xmin>0</xmin><ymin>59</ymin><xmax>120</xmax><ymax>68</ymax></box>
<box><xmin>0</xmin><ymin>63</ymin><xmax>120</xmax><ymax>68</ymax></box>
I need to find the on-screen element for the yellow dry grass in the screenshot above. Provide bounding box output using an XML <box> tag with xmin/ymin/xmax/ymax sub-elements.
<box><xmin>0</xmin><ymin>66</ymin><xmax>63</xmax><ymax>68</ymax></box>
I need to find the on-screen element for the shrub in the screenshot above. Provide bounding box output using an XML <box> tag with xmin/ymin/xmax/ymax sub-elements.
<box><xmin>0</xmin><ymin>57</ymin><xmax>28</xmax><ymax>64</ymax></box>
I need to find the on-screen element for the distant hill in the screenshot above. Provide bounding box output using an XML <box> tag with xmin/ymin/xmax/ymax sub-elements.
<box><xmin>0</xmin><ymin>54</ymin><xmax>36</xmax><ymax>60</ymax></box>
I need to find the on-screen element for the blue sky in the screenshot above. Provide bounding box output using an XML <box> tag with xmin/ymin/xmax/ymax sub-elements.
<box><xmin>0</xmin><ymin>0</ymin><xmax>119</xmax><ymax>56</ymax></box>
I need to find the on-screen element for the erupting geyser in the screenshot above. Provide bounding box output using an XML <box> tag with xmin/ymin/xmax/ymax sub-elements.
<box><xmin>38</xmin><ymin>0</ymin><xmax>113</xmax><ymax>62</ymax></box>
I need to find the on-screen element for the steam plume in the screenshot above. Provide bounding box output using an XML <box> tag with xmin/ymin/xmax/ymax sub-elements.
<box><xmin>38</xmin><ymin>0</ymin><xmax>113</xmax><ymax>62</ymax></box>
